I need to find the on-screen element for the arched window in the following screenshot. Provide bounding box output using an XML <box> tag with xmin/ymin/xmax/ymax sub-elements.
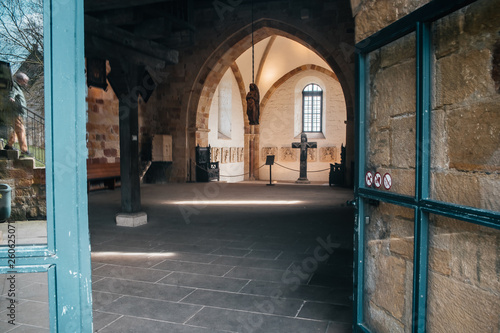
<box><xmin>302</xmin><ymin>83</ymin><xmax>323</xmax><ymax>132</ymax></box>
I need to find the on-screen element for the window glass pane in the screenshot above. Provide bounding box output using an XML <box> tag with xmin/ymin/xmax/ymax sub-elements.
<box><xmin>366</xmin><ymin>32</ymin><xmax>416</xmax><ymax>196</ymax></box>
<box><xmin>0</xmin><ymin>0</ymin><xmax>47</xmax><ymax>245</ymax></box>
<box><xmin>427</xmin><ymin>214</ymin><xmax>500</xmax><ymax>332</ymax></box>
<box><xmin>0</xmin><ymin>272</ymin><xmax>49</xmax><ymax>331</ymax></box>
<box><xmin>430</xmin><ymin>0</ymin><xmax>500</xmax><ymax>212</ymax></box>
<box><xmin>363</xmin><ymin>202</ymin><xmax>414</xmax><ymax>332</ymax></box>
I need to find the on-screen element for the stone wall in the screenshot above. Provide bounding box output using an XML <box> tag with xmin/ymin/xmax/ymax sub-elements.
<box><xmin>86</xmin><ymin>84</ymin><xmax>120</xmax><ymax>165</ymax></box>
<box><xmin>207</xmin><ymin>69</ymin><xmax>245</xmax><ymax>183</ymax></box>
<box><xmin>0</xmin><ymin>159</ymin><xmax>46</xmax><ymax>221</ymax></box>
<box><xmin>259</xmin><ymin>68</ymin><xmax>346</xmax><ymax>182</ymax></box>
<box><xmin>357</xmin><ymin>0</ymin><xmax>500</xmax><ymax>331</ymax></box>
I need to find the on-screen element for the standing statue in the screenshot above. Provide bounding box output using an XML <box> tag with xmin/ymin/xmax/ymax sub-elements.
<box><xmin>246</xmin><ymin>83</ymin><xmax>260</xmax><ymax>125</ymax></box>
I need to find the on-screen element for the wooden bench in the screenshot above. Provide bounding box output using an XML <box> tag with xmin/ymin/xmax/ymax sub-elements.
<box><xmin>87</xmin><ymin>162</ymin><xmax>120</xmax><ymax>191</ymax></box>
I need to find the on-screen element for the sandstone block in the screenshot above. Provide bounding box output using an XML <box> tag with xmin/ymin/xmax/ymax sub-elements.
<box><xmin>367</xmin><ymin>128</ymin><xmax>390</xmax><ymax>168</ymax></box>
<box><xmin>371</xmin><ymin>60</ymin><xmax>416</xmax><ymax>128</ymax></box>
<box><xmin>372</xmin><ymin>254</ymin><xmax>407</xmax><ymax>320</ymax></box>
<box><xmin>427</xmin><ymin>271</ymin><xmax>500</xmax><ymax>333</ymax></box>
<box><xmin>431</xmin><ymin>171</ymin><xmax>480</xmax><ymax>208</ymax></box>
<box><xmin>390</xmin><ymin>115</ymin><xmax>416</xmax><ymax>169</ymax></box>
<box><xmin>464</xmin><ymin>0</ymin><xmax>500</xmax><ymax>36</ymax></box>
<box><xmin>447</xmin><ymin>101</ymin><xmax>500</xmax><ymax>172</ymax></box>
<box><xmin>432</xmin><ymin>9</ymin><xmax>465</xmax><ymax>59</ymax></box>
<box><xmin>435</xmin><ymin>49</ymin><xmax>494</xmax><ymax>107</ymax></box>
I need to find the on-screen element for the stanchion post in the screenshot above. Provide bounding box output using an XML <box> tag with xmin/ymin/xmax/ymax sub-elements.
<box><xmin>266</xmin><ymin>155</ymin><xmax>275</xmax><ymax>186</ymax></box>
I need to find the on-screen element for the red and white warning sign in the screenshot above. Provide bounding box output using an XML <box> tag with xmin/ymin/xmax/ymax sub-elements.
<box><xmin>365</xmin><ymin>171</ymin><xmax>373</xmax><ymax>187</ymax></box>
<box><xmin>383</xmin><ymin>173</ymin><xmax>392</xmax><ymax>190</ymax></box>
<box><xmin>374</xmin><ymin>172</ymin><xmax>382</xmax><ymax>188</ymax></box>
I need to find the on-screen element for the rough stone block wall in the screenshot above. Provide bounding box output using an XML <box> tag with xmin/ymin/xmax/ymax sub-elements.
<box><xmin>364</xmin><ymin>203</ymin><xmax>414</xmax><ymax>332</ymax></box>
<box><xmin>356</xmin><ymin>0</ymin><xmax>500</xmax><ymax>331</ymax></box>
<box><xmin>0</xmin><ymin>160</ymin><xmax>46</xmax><ymax>221</ymax></box>
<box><xmin>86</xmin><ymin>84</ymin><xmax>120</xmax><ymax>165</ymax></box>
<box><xmin>431</xmin><ymin>0</ymin><xmax>500</xmax><ymax>211</ymax></box>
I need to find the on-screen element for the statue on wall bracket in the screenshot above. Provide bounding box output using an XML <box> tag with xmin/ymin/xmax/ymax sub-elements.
<box><xmin>246</xmin><ymin>83</ymin><xmax>260</xmax><ymax>125</ymax></box>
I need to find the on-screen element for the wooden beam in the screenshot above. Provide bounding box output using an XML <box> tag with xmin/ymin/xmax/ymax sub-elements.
<box><xmin>85</xmin><ymin>0</ymin><xmax>172</xmax><ymax>13</ymax></box>
<box><xmin>86</xmin><ymin>36</ymin><xmax>167</xmax><ymax>70</ymax></box>
<box><xmin>84</xmin><ymin>15</ymin><xmax>178</xmax><ymax>65</ymax></box>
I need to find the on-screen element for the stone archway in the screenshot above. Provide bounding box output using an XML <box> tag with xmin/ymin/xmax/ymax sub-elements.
<box><xmin>188</xmin><ymin>18</ymin><xmax>355</xmax><ymax>183</ymax></box>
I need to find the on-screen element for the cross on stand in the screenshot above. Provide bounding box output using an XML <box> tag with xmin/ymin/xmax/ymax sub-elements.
<box><xmin>292</xmin><ymin>133</ymin><xmax>317</xmax><ymax>184</ymax></box>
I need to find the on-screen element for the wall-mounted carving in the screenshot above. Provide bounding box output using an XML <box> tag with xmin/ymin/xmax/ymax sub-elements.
<box><xmin>261</xmin><ymin>147</ymin><xmax>278</xmax><ymax>161</ymax></box>
<box><xmin>280</xmin><ymin>147</ymin><xmax>298</xmax><ymax>162</ymax></box>
<box><xmin>238</xmin><ymin>147</ymin><xmax>244</xmax><ymax>162</ymax></box>
<box><xmin>320</xmin><ymin>147</ymin><xmax>337</xmax><ymax>162</ymax></box>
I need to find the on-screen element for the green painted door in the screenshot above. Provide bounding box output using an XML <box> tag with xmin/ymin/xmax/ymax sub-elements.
<box><xmin>0</xmin><ymin>0</ymin><xmax>92</xmax><ymax>331</ymax></box>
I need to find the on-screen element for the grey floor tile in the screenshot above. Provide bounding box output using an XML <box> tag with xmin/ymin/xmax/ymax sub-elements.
<box><xmin>16</xmin><ymin>283</ymin><xmax>48</xmax><ymax>303</ymax></box>
<box><xmin>98</xmin><ymin>295</ymin><xmax>202</xmax><ymax>323</ymax></box>
<box><xmin>297</xmin><ymin>301</ymin><xmax>352</xmax><ymax>323</ymax></box>
<box><xmin>153</xmin><ymin>260</ymin><xmax>233</xmax><ymax>276</ymax></box>
<box><xmin>240</xmin><ymin>280</ymin><xmax>352</xmax><ymax>305</ymax></box>
<box><xmin>211</xmin><ymin>257</ymin><xmax>292</xmax><ymax>270</ymax></box>
<box><xmin>92</xmin><ymin>291</ymin><xmax>123</xmax><ymax>310</ymax></box>
<box><xmin>326</xmin><ymin>321</ymin><xmax>353</xmax><ymax>333</ymax></box>
<box><xmin>158</xmin><ymin>272</ymin><xmax>248</xmax><ymax>292</ymax></box>
<box><xmin>98</xmin><ymin>316</ymin><xmax>231</xmax><ymax>333</ymax></box>
<box><xmin>92</xmin><ymin>278</ymin><xmax>194</xmax><ymax>303</ymax></box>
<box><xmin>245</xmin><ymin>249</ymin><xmax>282</xmax><ymax>259</ymax></box>
<box><xmin>93</xmin><ymin>264</ymin><xmax>170</xmax><ymax>283</ymax></box>
<box><xmin>0</xmin><ymin>300</ymin><xmax>49</xmax><ymax>328</ymax></box>
<box><xmin>160</xmin><ymin>252</ymin><xmax>220</xmax><ymax>264</ymax></box>
<box><xmin>187</xmin><ymin>307</ymin><xmax>328</xmax><ymax>333</ymax></box>
<box><xmin>0</xmin><ymin>321</ymin><xmax>16</xmax><ymax>332</ymax></box>
<box><xmin>225</xmin><ymin>266</ymin><xmax>288</xmax><ymax>283</ymax></box>
<box><xmin>92</xmin><ymin>311</ymin><xmax>121</xmax><ymax>331</ymax></box>
<box><xmin>154</xmin><ymin>243</ymin><xmax>219</xmax><ymax>254</ymax></box>
<box><xmin>182</xmin><ymin>290</ymin><xmax>303</xmax><ymax>317</ymax></box>
<box><xmin>210</xmin><ymin>247</ymin><xmax>251</xmax><ymax>257</ymax></box>
<box><xmin>91</xmin><ymin>253</ymin><xmax>168</xmax><ymax>268</ymax></box>
<box><xmin>8</xmin><ymin>325</ymin><xmax>50</xmax><ymax>333</ymax></box>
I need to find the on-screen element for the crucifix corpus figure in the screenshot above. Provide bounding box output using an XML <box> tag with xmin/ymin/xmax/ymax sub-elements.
<box><xmin>292</xmin><ymin>133</ymin><xmax>317</xmax><ymax>184</ymax></box>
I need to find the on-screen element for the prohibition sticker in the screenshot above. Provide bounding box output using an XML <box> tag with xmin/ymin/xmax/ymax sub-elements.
<box><xmin>383</xmin><ymin>173</ymin><xmax>392</xmax><ymax>190</ymax></box>
<box><xmin>365</xmin><ymin>171</ymin><xmax>374</xmax><ymax>187</ymax></box>
<box><xmin>374</xmin><ymin>172</ymin><xmax>382</xmax><ymax>188</ymax></box>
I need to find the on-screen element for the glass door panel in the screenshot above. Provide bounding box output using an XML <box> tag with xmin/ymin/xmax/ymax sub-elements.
<box><xmin>0</xmin><ymin>0</ymin><xmax>47</xmax><ymax>245</ymax></box>
<box><xmin>427</xmin><ymin>214</ymin><xmax>500</xmax><ymax>332</ymax></box>
<box><xmin>0</xmin><ymin>272</ymin><xmax>49</xmax><ymax>331</ymax></box>
<box><xmin>365</xmin><ymin>33</ymin><xmax>416</xmax><ymax>197</ymax></box>
<box><xmin>430</xmin><ymin>1</ymin><xmax>500</xmax><ymax>213</ymax></box>
<box><xmin>363</xmin><ymin>202</ymin><xmax>414</xmax><ymax>332</ymax></box>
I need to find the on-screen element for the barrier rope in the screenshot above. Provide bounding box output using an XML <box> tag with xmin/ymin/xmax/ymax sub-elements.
<box><xmin>192</xmin><ymin>160</ymin><xmax>266</xmax><ymax>178</ymax></box>
<box><xmin>274</xmin><ymin>162</ymin><xmax>330</xmax><ymax>173</ymax></box>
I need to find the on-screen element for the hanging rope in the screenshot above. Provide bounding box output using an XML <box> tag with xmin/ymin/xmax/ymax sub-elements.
<box><xmin>251</xmin><ymin>0</ymin><xmax>255</xmax><ymax>84</ymax></box>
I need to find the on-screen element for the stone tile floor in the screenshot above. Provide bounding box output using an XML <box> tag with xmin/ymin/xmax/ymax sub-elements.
<box><xmin>0</xmin><ymin>182</ymin><xmax>355</xmax><ymax>332</ymax></box>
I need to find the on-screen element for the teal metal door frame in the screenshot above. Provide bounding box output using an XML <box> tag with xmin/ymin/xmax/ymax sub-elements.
<box><xmin>0</xmin><ymin>0</ymin><xmax>92</xmax><ymax>331</ymax></box>
<box><xmin>353</xmin><ymin>0</ymin><xmax>500</xmax><ymax>332</ymax></box>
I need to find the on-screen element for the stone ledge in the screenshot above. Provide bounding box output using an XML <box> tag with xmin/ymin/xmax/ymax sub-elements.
<box><xmin>115</xmin><ymin>212</ymin><xmax>148</xmax><ymax>227</ymax></box>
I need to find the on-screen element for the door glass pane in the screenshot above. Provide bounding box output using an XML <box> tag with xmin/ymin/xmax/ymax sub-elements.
<box><xmin>0</xmin><ymin>0</ymin><xmax>47</xmax><ymax>244</ymax></box>
<box><xmin>366</xmin><ymin>32</ymin><xmax>416</xmax><ymax>197</ymax></box>
<box><xmin>0</xmin><ymin>272</ymin><xmax>49</xmax><ymax>331</ymax></box>
<box><xmin>363</xmin><ymin>201</ymin><xmax>414</xmax><ymax>332</ymax></box>
<box><xmin>427</xmin><ymin>214</ymin><xmax>500</xmax><ymax>332</ymax></box>
<box><xmin>430</xmin><ymin>0</ymin><xmax>500</xmax><ymax>212</ymax></box>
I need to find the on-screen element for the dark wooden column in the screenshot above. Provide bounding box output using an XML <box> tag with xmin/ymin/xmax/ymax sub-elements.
<box><xmin>108</xmin><ymin>62</ymin><xmax>143</xmax><ymax>214</ymax></box>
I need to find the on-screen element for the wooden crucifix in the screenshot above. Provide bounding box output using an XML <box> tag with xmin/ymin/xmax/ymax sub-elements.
<box><xmin>292</xmin><ymin>133</ymin><xmax>317</xmax><ymax>183</ymax></box>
